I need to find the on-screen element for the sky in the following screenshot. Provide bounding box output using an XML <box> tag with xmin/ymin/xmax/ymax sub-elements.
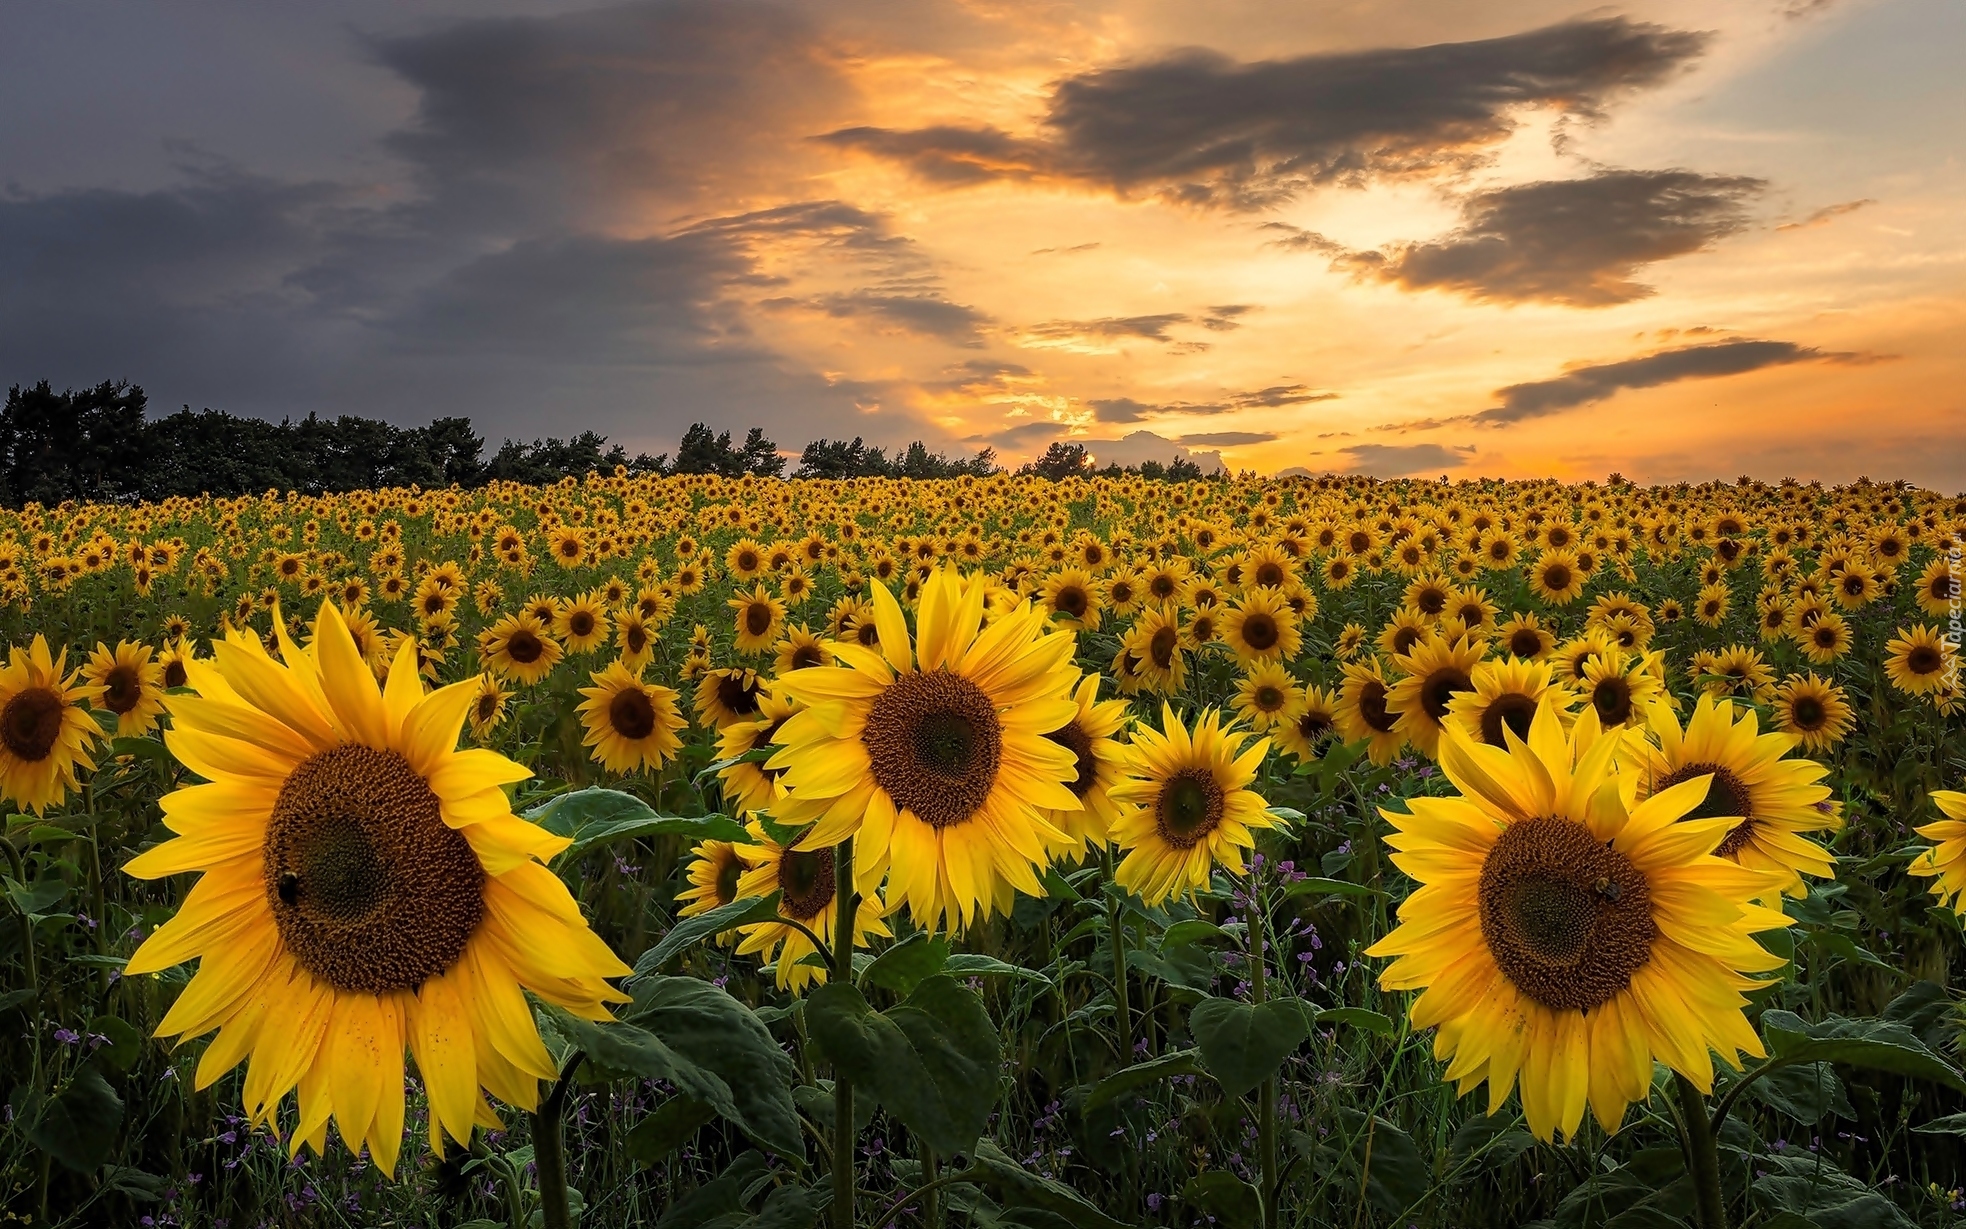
<box><xmin>2</xmin><ymin>0</ymin><xmax>1961</xmax><ymax>486</ymax></box>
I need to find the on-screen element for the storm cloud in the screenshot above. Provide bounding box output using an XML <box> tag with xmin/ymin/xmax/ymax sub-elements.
<box><xmin>823</xmin><ymin>18</ymin><xmax>1708</xmax><ymax>209</ymax></box>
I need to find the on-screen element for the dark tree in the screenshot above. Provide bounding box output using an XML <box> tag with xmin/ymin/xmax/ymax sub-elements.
<box><xmin>0</xmin><ymin>380</ymin><xmax>151</xmax><ymax>505</ymax></box>
<box><xmin>1025</xmin><ymin>441</ymin><xmax>1090</xmax><ymax>480</ymax></box>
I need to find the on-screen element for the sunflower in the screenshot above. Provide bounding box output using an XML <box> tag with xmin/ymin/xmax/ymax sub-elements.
<box><xmin>0</xmin><ymin>636</ymin><xmax>103</xmax><ymax>812</ymax></box>
<box><xmin>1912</xmin><ymin>557</ymin><xmax>1959</xmax><ymax>618</ymax></box>
<box><xmin>84</xmin><ymin>639</ymin><xmax>168</xmax><ymax>737</ymax></box>
<box><xmin>1220</xmin><ymin>588</ymin><xmax>1302</xmax><ymax>665</ymax></box>
<box><xmin>1884</xmin><ymin>625</ymin><xmax>1955</xmax><ymax>696</ymax></box>
<box><xmin>479</xmin><ymin>613</ymin><xmax>563</xmax><ymax>686</ymax></box>
<box><xmin>1109</xmin><ymin>705</ymin><xmax>1276</xmax><ymax>905</ymax></box>
<box><xmin>725</xmin><ymin>539</ymin><xmax>768</xmax><ymax>581</ymax></box>
<box><xmin>1578</xmin><ymin>646</ymin><xmax>1661</xmax><ymax>730</ymax></box>
<box><xmin>729</xmin><ymin>584</ymin><xmax>787</xmax><ymax>656</ymax></box>
<box><xmin>121</xmin><ymin>604</ymin><xmax>629</xmax><ymax>1175</ymax></box>
<box><xmin>1909</xmin><ymin>790</ymin><xmax>1966</xmax><ymax>913</ymax></box>
<box><xmin>1041</xmin><ymin>569</ymin><xmax>1102</xmax><ymax>631</ymax></box>
<box><xmin>1793</xmin><ymin>610</ymin><xmax>1851</xmax><ymax>665</ymax></box>
<box><xmin>1122</xmin><ymin>604</ymin><xmax>1188</xmax><ymax>695</ymax></box>
<box><xmin>1335</xmin><ymin>660</ymin><xmax>1406</xmax><ymax>765</ymax></box>
<box><xmin>715</xmin><ymin>691</ymin><xmax>797</xmax><ymax>818</ymax></box>
<box><xmin>1447</xmin><ymin>659</ymin><xmax>1573</xmax><ymax>749</ymax></box>
<box><xmin>1528</xmin><ymin>548</ymin><xmax>1585</xmax><ymax>605</ymax></box>
<box><xmin>693</xmin><ymin>667</ymin><xmax>767</xmax><ymax>730</ymax></box>
<box><xmin>468</xmin><ymin>673</ymin><xmax>509</xmax><ymax>740</ymax></box>
<box><xmin>1275</xmin><ymin>685</ymin><xmax>1339</xmax><ymax>763</ymax></box>
<box><xmin>675</xmin><ymin>839</ymin><xmax>750</xmax><ymax>923</ymax></box>
<box><xmin>1333</xmin><ymin>623</ymin><xmax>1369</xmax><ymax>661</ymax></box>
<box><xmin>1694</xmin><ymin>583</ymin><xmax>1730</xmax><ymax>628</ymax></box>
<box><xmin>554</xmin><ymin>593</ymin><xmax>611</xmax><ymax>655</ymax></box>
<box><xmin>1038</xmin><ymin>675</ymin><xmax>1131</xmax><ymax>859</ymax></box>
<box><xmin>1701</xmin><ymin>645</ymin><xmax>1775</xmax><ymax>704</ymax></box>
<box><xmin>732</xmin><ymin>825</ymin><xmax>890</xmax><ymax>993</ymax></box>
<box><xmin>1636</xmin><ymin>694</ymin><xmax>1840</xmax><ymax>898</ymax></box>
<box><xmin>1234</xmin><ymin>662</ymin><xmax>1306</xmax><ymax>733</ymax></box>
<box><xmin>1377</xmin><ymin>607</ymin><xmax>1434</xmax><ymax>659</ymax></box>
<box><xmin>1771</xmin><ymin>673</ymin><xmax>1853</xmax><ymax>753</ymax></box>
<box><xmin>158</xmin><ymin>640</ymin><xmax>199</xmax><ymax>691</ymax></box>
<box><xmin>1385</xmin><ymin>635</ymin><xmax>1484</xmax><ymax>758</ymax></box>
<box><xmin>577</xmin><ymin>661</ymin><xmax>685</xmax><ymax>774</ymax></box>
<box><xmin>1496</xmin><ymin>613</ymin><xmax>1556</xmax><ymax>662</ymax></box>
<box><xmin>1366</xmin><ymin>699</ymin><xmax>1789</xmax><ymax>1141</ymax></box>
<box><xmin>767</xmin><ymin>569</ymin><xmax>1081</xmax><ymax>932</ymax></box>
<box><xmin>773</xmin><ymin>625</ymin><xmax>833</xmax><ymax>676</ymax></box>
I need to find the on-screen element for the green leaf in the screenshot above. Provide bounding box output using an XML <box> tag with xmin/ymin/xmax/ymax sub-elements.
<box><xmin>965</xmin><ymin>1139</ymin><xmax>1133</xmax><ymax>1229</ymax></box>
<box><xmin>805</xmin><ymin>975</ymin><xmax>1000</xmax><ymax>1157</ymax></box>
<box><xmin>1082</xmin><ymin>1048</ymin><xmax>1209</xmax><ymax>1112</ymax></box>
<box><xmin>5</xmin><ymin>874</ymin><xmax>68</xmax><ymax>917</ymax></box>
<box><xmin>1188</xmin><ymin>996</ymin><xmax>1311</xmax><ymax>1098</ymax></box>
<box><xmin>1281</xmin><ymin>876</ymin><xmax>1387</xmax><ymax>902</ymax></box>
<box><xmin>1761</xmin><ymin>1010</ymin><xmax>1966</xmax><ymax>1093</ymax></box>
<box><xmin>0</xmin><ymin>988</ymin><xmax>34</xmax><ymax>1015</ymax></box>
<box><xmin>1315</xmin><ymin>1007</ymin><xmax>1396</xmax><ymax>1037</ymax></box>
<box><xmin>632</xmin><ymin>895</ymin><xmax>783</xmax><ymax>977</ymax></box>
<box><xmin>754</xmin><ymin>811</ymin><xmax>814</xmax><ymax>849</ymax></box>
<box><xmin>1337</xmin><ymin>1108</ymin><xmax>1429</xmax><ymax>1220</ymax></box>
<box><xmin>624</xmin><ymin>976</ymin><xmax>804</xmax><ymax>1160</ymax></box>
<box><xmin>1447</xmin><ymin>1112</ymin><xmax>1535</xmax><ymax>1174</ymax></box>
<box><xmin>943</xmin><ymin>954</ymin><xmax>1051</xmax><ymax>986</ymax></box>
<box><xmin>29</xmin><ymin>1064</ymin><xmax>124</xmax><ymax>1172</ymax></box>
<box><xmin>860</xmin><ymin>931</ymin><xmax>950</xmax><ymax>995</ymax></box>
<box><xmin>1912</xmin><ymin>1111</ymin><xmax>1966</xmax><ymax>1135</ymax></box>
<box><xmin>624</xmin><ymin>1097</ymin><xmax>718</xmax><ymax>1167</ymax></box>
<box><xmin>655</xmin><ymin>1151</ymin><xmax>770</xmax><ymax>1229</ymax></box>
<box><xmin>1180</xmin><ymin>1171</ymin><xmax>1261</xmax><ymax>1228</ymax></box>
<box><xmin>527</xmin><ymin>788</ymin><xmax>748</xmax><ymax>861</ymax></box>
<box><xmin>1746</xmin><ymin>1061</ymin><xmax>1854</xmax><ymax>1126</ymax></box>
<box><xmin>88</xmin><ymin>1015</ymin><xmax>145</xmax><ymax>1075</ymax></box>
<box><xmin>541</xmin><ymin>1003</ymin><xmax>745</xmax><ymax>1132</ymax></box>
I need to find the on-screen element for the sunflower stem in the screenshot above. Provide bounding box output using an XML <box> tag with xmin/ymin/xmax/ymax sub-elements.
<box><xmin>1673</xmin><ymin>1072</ymin><xmax>1728</xmax><ymax>1229</ymax></box>
<box><xmin>531</xmin><ymin>1054</ymin><xmax>582</xmax><ymax>1229</ymax></box>
<box><xmin>1101</xmin><ymin>844</ymin><xmax>1134</xmax><ymax>1064</ymax></box>
<box><xmin>0</xmin><ymin>836</ymin><xmax>37</xmax><ymax>1003</ymax></box>
<box><xmin>1248</xmin><ymin>867</ymin><xmax>1279</xmax><ymax>1229</ymax></box>
<box><xmin>832</xmin><ymin>835</ymin><xmax>857</xmax><ymax>1229</ymax></box>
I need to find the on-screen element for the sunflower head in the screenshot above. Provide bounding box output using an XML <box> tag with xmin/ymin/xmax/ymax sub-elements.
<box><xmin>1109</xmin><ymin>705</ymin><xmax>1275</xmax><ymax>905</ymax></box>
<box><xmin>578</xmin><ymin>660</ymin><xmax>685</xmax><ymax>774</ymax></box>
<box><xmin>0</xmin><ymin>635</ymin><xmax>103</xmax><ymax>813</ymax></box>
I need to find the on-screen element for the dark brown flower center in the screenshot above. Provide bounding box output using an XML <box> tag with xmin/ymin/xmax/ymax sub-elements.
<box><xmin>1254</xmin><ymin>685</ymin><xmax>1286</xmax><ymax>711</ymax></box>
<box><xmin>1591</xmin><ymin>676</ymin><xmax>1633</xmax><ymax>726</ymax></box>
<box><xmin>1</xmin><ymin>686</ymin><xmax>65</xmax><ymax>761</ymax></box>
<box><xmin>1155</xmin><ymin>768</ymin><xmax>1224</xmax><ymax>849</ymax></box>
<box><xmin>714</xmin><ymin>851</ymin><xmax>743</xmax><ymax>905</ymax></box>
<box><xmin>1420</xmin><ymin>668</ymin><xmax>1472</xmax><ymax>723</ymax></box>
<box><xmin>1044</xmin><ymin>720</ymin><xmax>1098</xmax><ymax>798</ymax></box>
<box><xmin>102</xmin><ymin>665</ymin><xmax>143</xmax><ymax>714</ymax></box>
<box><xmin>1358</xmin><ymin>680</ymin><xmax>1397</xmax><ymax>733</ymax></box>
<box><xmin>1255</xmin><ymin>562</ymin><xmax>1287</xmax><ymax>587</ymax></box>
<box><xmin>163</xmin><ymin>660</ymin><xmax>189</xmax><ymax>689</ymax></box>
<box><xmin>863</xmin><ymin>671</ymin><xmax>1003</xmax><ymax>828</ymax></box>
<box><xmin>1656</xmin><ymin>762</ymin><xmax>1756</xmax><ymax>857</ymax></box>
<box><xmin>1149</xmin><ymin>626</ymin><xmax>1178</xmax><ymax>670</ymax></box>
<box><xmin>569</xmin><ymin>611</ymin><xmax>596</xmax><ymax>638</ymax></box>
<box><xmin>1906</xmin><ymin>645</ymin><xmax>1943</xmax><ymax>675</ymax></box>
<box><xmin>1508</xmin><ymin>629</ymin><xmax>1543</xmax><ymax>658</ymax></box>
<box><xmin>1478</xmin><ymin>693</ymin><xmax>1538</xmax><ymax>748</ymax></box>
<box><xmin>264</xmin><ymin>746</ymin><xmax>483</xmax><ymax>994</ymax></box>
<box><xmin>1055</xmin><ymin>585</ymin><xmax>1087</xmax><ymax>616</ymax></box>
<box><xmin>506</xmin><ymin>628</ymin><xmax>544</xmax><ymax>664</ymax></box>
<box><xmin>745</xmin><ymin>603</ymin><xmax>774</xmax><ymax>636</ymax></box>
<box><xmin>1240</xmin><ymin>612</ymin><xmax>1279</xmax><ymax>651</ymax></box>
<box><xmin>1542</xmin><ymin>565</ymin><xmax>1573</xmax><ymax>592</ymax></box>
<box><xmin>1788</xmin><ymin>695</ymin><xmax>1826</xmax><ymax>730</ymax></box>
<box><xmin>777</xmin><ymin>847</ymin><xmax>836</xmax><ymax>921</ymax></box>
<box><xmin>609</xmin><ymin>687</ymin><xmax>658</xmax><ymax>740</ymax></box>
<box><xmin>1478</xmin><ymin>817</ymin><xmax>1654</xmax><ymax>1012</ymax></box>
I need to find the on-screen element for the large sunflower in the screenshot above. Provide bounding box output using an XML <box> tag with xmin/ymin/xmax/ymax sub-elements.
<box><xmin>1635</xmin><ymin>694</ymin><xmax>1840</xmax><ymax>898</ymax></box>
<box><xmin>84</xmin><ymin>639</ymin><xmax>168</xmax><ymax>737</ymax></box>
<box><xmin>1909</xmin><ymin>790</ymin><xmax>1966</xmax><ymax>913</ymax></box>
<box><xmin>1109</xmin><ymin>705</ymin><xmax>1275</xmax><ymax>905</ymax></box>
<box><xmin>0</xmin><ymin>635</ymin><xmax>103</xmax><ymax>813</ymax></box>
<box><xmin>577</xmin><ymin>660</ymin><xmax>685</xmax><ymax>774</ymax></box>
<box><xmin>768</xmin><ymin>569</ymin><xmax>1081</xmax><ymax>932</ymax></box>
<box><xmin>1366</xmin><ymin>700</ymin><xmax>1789</xmax><ymax>1142</ymax></box>
<box><xmin>732</xmin><ymin>824</ymin><xmax>890</xmax><ymax>993</ymax></box>
<box><xmin>121</xmin><ymin>603</ymin><xmax>629</xmax><ymax>1176</ymax></box>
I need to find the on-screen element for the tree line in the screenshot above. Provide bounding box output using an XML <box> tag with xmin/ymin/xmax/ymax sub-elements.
<box><xmin>0</xmin><ymin>380</ymin><xmax>1210</xmax><ymax>506</ymax></box>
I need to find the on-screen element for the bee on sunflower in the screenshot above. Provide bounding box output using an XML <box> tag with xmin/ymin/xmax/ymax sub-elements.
<box><xmin>1367</xmin><ymin>698</ymin><xmax>1790</xmax><ymax>1141</ymax></box>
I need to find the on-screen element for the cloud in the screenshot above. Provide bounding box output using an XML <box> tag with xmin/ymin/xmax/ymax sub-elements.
<box><xmin>1337</xmin><ymin>170</ymin><xmax>1763</xmax><ymax>306</ymax></box>
<box><xmin>1481</xmin><ymin>338</ymin><xmax>1884</xmax><ymax>423</ymax></box>
<box><xmin>821</xmin><ymin>18</ymin><xmax>1708</xmax><ymax>209</ymax></box>
<box><xmin>1776</xmin><ymin>198</ymin><xmax>1876</xmax><ymax>231</ymax></box>
<box><xmin>1018</xmin><ymin>309</ymin><xmax>1249</xmax><ymax>352</ymax></box>
<box><xmin>1259</xmin><ymin>223</ymin><xmax>1344</xmax><ymax>254</ymax></box>
<box><xmin>763</xmin><ymin>288</ymin><xmax>991</xmax><ymax>345</ymax></box>
<box><xmin>1085</xmin><ymin>383</ymin><xmax>1337</xmax><ymax>421</ymax></box>
<box><xmin>1031</xmin><ymin>242</ymin><xmax>1101</xmax><ymax>255</ymax></box>
<box><xmin>1338</xmin><ymin>442</ymin><xmax>1476</xmax><ymax>476</ymax></box>
<box><xmin>1179</xmin><ymin>430</ymin><xmax>1276</xmax><ymax>446</ymax></box>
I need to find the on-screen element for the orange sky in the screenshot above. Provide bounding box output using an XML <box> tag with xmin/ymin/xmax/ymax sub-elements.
<box><xmin>3</xmin><ymin>0</ymin><xmax>1960</xmax><ymax>485</ymax></box>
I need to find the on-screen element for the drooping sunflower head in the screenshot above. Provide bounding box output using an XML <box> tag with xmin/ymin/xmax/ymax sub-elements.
<box><xmin>122</xmin><ymin>602</ymin><xmax>629</xmax><ymax>1176</ymax></box>
<box><xmin>1109</xmin><ymin>705</ymin><xmax>1276</xmax><ymax>906</ymax></box>
<box><xmin>84</xmin><ymin>639</ymin><xmax>167</xmax><ymax>737</ymax></box>
<box><xmin>0</xmin><ymin>635</ymin><xmax>103</xmax><ymax>813</ymax></box>
<box><xmin>1367</xmin><ymin>698</ymin><xmax>1789</xmax><ymax>1142</ymax></box>
<box><xmin>676</xmin><ymin>839</ymin><xmax>752</xmax><ymax>924</ymax></box>
<box><xmin>578</xmin><ymin>660</ymin><xmax>685</xmax><ymax>775</ymax></box>
<box><xmin>732</xmin><ymin>825</ymin><xmax>889</xmax><ymax>993</ymax></box>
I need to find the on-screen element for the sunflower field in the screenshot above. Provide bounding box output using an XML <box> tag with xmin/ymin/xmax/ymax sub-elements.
<box><xmin>2</xmin><ymin>470</ymin><xmax>1965</xmax><ymax>1229</ymax></box>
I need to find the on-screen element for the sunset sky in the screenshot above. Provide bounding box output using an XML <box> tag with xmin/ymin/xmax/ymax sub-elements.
<box><xmin>3</xmin><ymin>0</ymin><xmax>1961</xmax><ymax>486</ymax></box>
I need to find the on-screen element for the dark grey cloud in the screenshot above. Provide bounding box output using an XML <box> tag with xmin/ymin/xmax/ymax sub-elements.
<box><xmin>1481</xmin><ymin>338</ymin><xmax>1881</xmax><ymax>423</ymax></box>
<box><xmin>1339</xmin><ymin>442</ymin><xmax>1475</xmax><ymax>475</ymax></box>
<box><xmin>762</xmin><ymin>289</ymin><xmax>991</xmax><ymax>346</ymax></box>
<box><xmin>1086</xmin><ymin>383</ymin><xmax>1337</xmax><ymax>422</ymax></box>
<box><xmin>822</xmin><ymin>18</ymin><xmax>1707</xmax><ymax>209</ymax></box>
<box><xmin>1337</xmin><ymin>170</ymin><xmax>1764</xmax><ymax>306</ymax></box>
<box><xmin>1179</xmin><ymin>430</ymin><xmax>1276</xmax><ymax>446</ymax></box>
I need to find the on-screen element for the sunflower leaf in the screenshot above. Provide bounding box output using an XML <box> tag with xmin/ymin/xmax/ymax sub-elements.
<box><xmin>526</xmin><ymin>788</ymin><xmax>748</xmax><ymax>862</ymax></box>
<box><xmin>1188</xmin><ymin>996</ymin><xmax>1312</xmax><ymax>1099</ymax></box>
<box><xmin>805</xmin><ymin>975</ymin><xmax>1000</xmax><ymax>1157</ymax></box>
<box><xmin>1181</xmin><ymin>1171</ymin><xmax>1261</xmax><ymax>1228</ymax></box>
<box><xmin>1082</xmin><ymin>1047</ymin><xmax>1210</xmax><ymax>1112</ymax></box>
<box><xmin>964</xmin><ymin>1139</ymin><xmax>1134</xmax><ymax>1229</ymax></box>
<box><xmin>625</xmin><ymin>976</ymin><xmax>804</xmax><ymax>1161</ymax></box>
<box><xmin>632</xmin><ymin>894</ymin><xmax>783</xmax><ymax>978</ymax></box>
<box><xmin>25</xmin><ymin>1061</ymin><xmax>124</xmax><ymax>1173</ymax></box>
<box><xmin>1760</xmin><ymin>1010</ymin><xmax>1966</xmax><ymax>1094</ymax></box>
<box><xmin>860</xmin><ymin>931</ymin><xmax>950</xmax><ymax>995</ymax></box>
